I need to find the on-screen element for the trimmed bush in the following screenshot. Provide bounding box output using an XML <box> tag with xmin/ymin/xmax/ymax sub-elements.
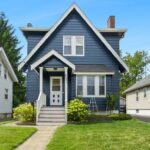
<box><xmin>13</xmin><ymin>103</ymin><xmax>35</xmax><ymax>122</ymax></box>
<box><xmin>109</xmin><ymin>113</ymin><xmax>132</xmax><ymax>120</ymax></box>
<box><xmin>68</xmin><ymin>98</ymin><xmax>89</xmax><ymax>122</ymax></box>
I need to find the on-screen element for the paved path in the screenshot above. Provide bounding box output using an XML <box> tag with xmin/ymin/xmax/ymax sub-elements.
<box><xmin>15</xmin><ymin>126</ymin><xmax>58</xmax><ymax>150</ymax></box>
<box><xmin>3</xmin><ymin>122</ymin><xmax>59</xmax><ymax>150</ymax></box>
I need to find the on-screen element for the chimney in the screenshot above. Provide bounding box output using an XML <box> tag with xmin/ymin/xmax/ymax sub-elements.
<box><xmin>27</xmin><ymin>23</ymin><xmax>32</xmax><ymax>27</ymax></box>
<box><xmin>107</xmin><ymin>16</ymin><xmax>115</xmax><ymax>28</ymax></box>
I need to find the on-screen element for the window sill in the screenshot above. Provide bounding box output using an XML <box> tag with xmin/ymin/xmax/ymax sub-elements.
<box><xmin>63</xmin><ymin>55</ymin><xmax>84</xmax><ymax>57</ymax></box>
<box><xmin>77</xmin><ymin>95</ymin><xmax>106</xmax><ymax>98</ymax></box>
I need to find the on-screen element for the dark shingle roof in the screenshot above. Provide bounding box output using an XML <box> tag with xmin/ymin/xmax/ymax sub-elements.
<box><xmin>124</xmin><ymin>75</ymin><xmax>150</xmax><ymax>93</ymax></box>
<box><xmin>75</xmin><ymin>64</ymin><xmax>114</xmax><ymax>73</ymax></box>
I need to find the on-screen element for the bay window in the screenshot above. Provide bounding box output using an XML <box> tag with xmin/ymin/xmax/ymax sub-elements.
<box><xmin>63</xmin><ymin>35</ymin><xmax>84</xmax><ymax>56</ymax></box>
<box><xmin>76</xmin><ymin>75</ymin><xmax>106</xmax><ymax>97</ymax></box>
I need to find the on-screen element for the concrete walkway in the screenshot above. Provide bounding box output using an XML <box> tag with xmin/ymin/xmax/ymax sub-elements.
<box><xmin>15</xmin><ymin>126</ymin><xmax>58</xmax><ymax>150</ymax></box>
<box><xmin>3</xmin><ymin>122</ymin><xmax>59</xmax><ymax>150</ymax></box>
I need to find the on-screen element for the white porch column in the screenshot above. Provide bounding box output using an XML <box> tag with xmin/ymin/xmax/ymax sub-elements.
<box><xmin>64</xmin><ymin>67</ymin><xmax>68</xmax><ymax>123</ymax></box>
<box><xmin>39</xmin><ymin>67</ymin><xmax>43</xmax><ymax>93</ymax></box>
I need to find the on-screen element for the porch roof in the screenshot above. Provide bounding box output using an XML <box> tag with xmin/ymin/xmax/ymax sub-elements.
<box><xmin>74</xmin><ymin>64</ymin><xmax>114</xmax><ymax>75</ymax></box>
<box><xmin>31</xmin><ymin>49</ymin><xmax>75</xmax><ymax>70</ymax></box>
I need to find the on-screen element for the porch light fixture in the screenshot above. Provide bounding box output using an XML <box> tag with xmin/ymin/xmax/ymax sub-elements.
<box><xmin>54</xmin><ymin>67</ymin><xmax>57</xmax><ymax>70</ymax></box>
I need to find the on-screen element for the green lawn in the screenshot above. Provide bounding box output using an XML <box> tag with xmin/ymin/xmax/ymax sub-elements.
<box><xmin>47</xmin><ymin>120</ymin><xmax>150</xmax><ymax>150</ymax></box>
<box><xmin>0</xmin><ymin>126</ymin><xmax>37</xmax><ymax>150</ymax></box>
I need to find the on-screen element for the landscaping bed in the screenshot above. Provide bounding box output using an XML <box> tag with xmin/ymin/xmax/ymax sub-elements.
<box><xmin>47</xmin><ymin>120</ymin><xmax>150</xmax><ymax>150</ymax></box>
<box><xmin>0</xmin><ymin>125</ymin><xmax>37</xmax><ymax>150</ymax></box>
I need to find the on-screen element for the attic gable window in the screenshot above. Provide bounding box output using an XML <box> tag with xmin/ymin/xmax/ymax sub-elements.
<box><xmin>63</xmin><ymin>36</ymin><xmax>84</xmax><ymax>56</ymax></box>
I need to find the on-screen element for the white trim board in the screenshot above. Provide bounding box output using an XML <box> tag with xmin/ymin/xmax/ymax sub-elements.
<box><xmin>74</xmin><ymin>72</ymin><xmax>114</xmax><ymax>75</ymax></box>
<box><xmin>0</xmin><ymin>47</ymin><xmax>18</xmax><ymax>82</ymax></box>
<box><xmin>18</xmin><ymin>3</ymin><xmax>128</xmax><ymax>72</ymax></box>
<box><xmin>31</xmin><ymin>49</ymin><xmax>75</xmax><ymax>70</ymax></box>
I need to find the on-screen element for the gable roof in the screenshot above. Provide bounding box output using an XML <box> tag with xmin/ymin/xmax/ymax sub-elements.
<box><xmin>0</xmin><ymin>47</ymin><xmax>18</xmax><ymax>82</ymax></box>
<box><xmin>18</xmin><ymin>3</ymin><xmax>129</xmax><ymax>72</ymax></box>
<box><xmin>124</xmin><ymin>75</ymin><xmax>150</xmax><ymax>93</ymax></box>
<box><xmin>31</xmin><ymin>49</ymin><xmax>75</xmax><ymax>70</ymax></box>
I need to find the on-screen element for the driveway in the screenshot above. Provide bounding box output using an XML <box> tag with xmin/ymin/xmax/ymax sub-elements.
<box><xmin>132</xmin><ymin>115</ymin><xmax>150</xmax><ymax>123</ymax></box>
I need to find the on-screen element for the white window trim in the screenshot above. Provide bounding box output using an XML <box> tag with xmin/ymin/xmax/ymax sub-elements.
<box><xmin>76</xmin><ymin>75</ymin><xmax>106</xmax><ymax>98</ymax></box>
<box><xmin>63</xmin><ymin>35</ymin><xmax>85</xmax><ymax>56</ymax></box>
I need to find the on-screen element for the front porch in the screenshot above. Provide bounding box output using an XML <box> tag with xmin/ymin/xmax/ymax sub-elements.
<box><xmin>36</xmin><ymin>66</ymin><xmax>69</xmax><ymax>125</ymax></box>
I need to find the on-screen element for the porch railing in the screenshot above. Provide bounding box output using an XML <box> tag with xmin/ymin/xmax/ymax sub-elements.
<box><xmin>36</xmin><ymin>92</ymin><xmax>46</xmax><ymax>123</ymax></box>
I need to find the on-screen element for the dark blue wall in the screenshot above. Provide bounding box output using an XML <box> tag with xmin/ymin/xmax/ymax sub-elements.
<box><xmin>25</xmin><ymin>9</ymin><xmax>121</xmax><ymax>110</ymax></box>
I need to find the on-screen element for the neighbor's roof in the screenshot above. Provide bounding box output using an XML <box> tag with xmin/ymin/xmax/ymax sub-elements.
<box><xmin>0</xmin><ymin>47</ymin><xmax>18</xmax><ymax>82</ymax></box>
<box><xmin>18</xmin><ymin>3</ymin><xmax>128</xmax><ymax>72</ymax></box>
<box><xmin>124</xmin><ymin>75</ymin><xmax>150</xmax><ymax>93</ymax></box>
<box><xmin>75</xmin><ymin>64</ymin><xmax>114</xmax><ymax>75</ymax></box>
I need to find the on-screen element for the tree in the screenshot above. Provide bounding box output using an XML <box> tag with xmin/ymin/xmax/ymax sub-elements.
<box><xmin>120</xmin><ymin>51</ymin><xmax>150</xmax><ymax>96</ymax></box>
<box><xmin>0</xmin><ymin>12</ymin><xmax>25</xmax><ymax>106</ymax></box>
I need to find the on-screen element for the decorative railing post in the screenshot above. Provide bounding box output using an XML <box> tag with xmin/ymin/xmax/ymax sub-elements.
<box><xmin>64</xmin><ymin>67</ymin><xmax>68</xmax><ymax>123</ymax></box>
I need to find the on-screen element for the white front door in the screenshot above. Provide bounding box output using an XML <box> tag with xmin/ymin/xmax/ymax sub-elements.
<box><xmin>50</xmin><ymin>76</ymin><xmax>63</xmax><ymax>106</ymax></box>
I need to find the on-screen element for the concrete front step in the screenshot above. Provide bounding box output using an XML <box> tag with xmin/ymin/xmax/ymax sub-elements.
<box><xmin>37</xmin><ymin>122</ymin><xmax>66</xmax><ymax>126</ymax></box>
<box><xmin>40</xmin><ymin>110</ymin><xmax>65</xmax><ymax>115</ymax></box>
<box><xmin>38</xmin><ymin>118</ymin><xmax>65</xmax><ymax>122</ymax></box>
<box><xmin>39</xmin><ymin>114</ymin><xmax>65</xmax><ymax>118</ymax></box>
<box><xmin>41</xmin><ymin>107</ymin><xmax>65</xmax><ymax>111</ymax></box>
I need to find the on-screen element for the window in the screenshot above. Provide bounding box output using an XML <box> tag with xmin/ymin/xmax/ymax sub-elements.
<box><xmin>136</xmin><ymin>91</ymin><xmax>138</xmax><ymax>101</ymax></box>
<box><xmin>63</xmin><ymin>36</ymin><xmax>84</xmax><ymax>56</ymax></box>
<box><xmin>77</xmin><ymin>76</ymin><xmax>83</xmax><ymax>96</ymax></box>
<box><xmin>136</xmin><ymin>109</ymin><xmax>139</xmax><ymax>113</ymax></box>
<box><xmin>5</xmin><ymin>89</ymin><xmax>8</xmax><ymax>99</ymax></box>
<box><xmin>0</xmin><ymin>64</ymin><xmax>2</xmax><ymax>77</ymax></box>
<box><xmin>87</xmin><ymin>76</ymin><xmax>95</xmax><ymax>95</ymax></box>
<box><xmin>4</xmin><ymin>69</ymin><xmax>7</xmax><ymax>79</ymax></box>
<box><xmin>52</xmin><ymin>79</ymin><xmax>60</xmax><ymax>91</ymax></box>
<box><xmin>99</xmin><ymin>76</ymin><xmax>105</xmax><ymax>95</ymax></box>
<box><xmin>76</xmin><ymin>75</ymin><xmax>106</xmax><ymax>97</ymax></box>
<box><xmin>144</xmin><ymin>88</ymin><xmax>147</xmax><ymax>98</ymax></box>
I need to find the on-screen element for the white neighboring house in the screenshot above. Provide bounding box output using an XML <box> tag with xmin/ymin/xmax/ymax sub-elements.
<box><xmin>0</xmin><ymin>47</ymin><xmax>18</xmax><ymax>119</ymax></box>
<box><xmin>124</xmin><ymin>75</ymin><xmax>150</xmax><ymax>116</ymax></box>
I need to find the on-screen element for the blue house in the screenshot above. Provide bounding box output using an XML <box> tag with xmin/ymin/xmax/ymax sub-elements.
<box><xmin>18</xmin><ymin>4</ymin><xmax>128</xmax><ymax>125</ymax></box>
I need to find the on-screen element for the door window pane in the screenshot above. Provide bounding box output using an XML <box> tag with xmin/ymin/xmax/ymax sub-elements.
<box><xmin>77</xmin><ymin>76</ymin><xmax>83</xmax><ymax>96</ymax></box>
<box><xmin>87</xmin><ymin>76</ymin><xmax>95</xmax><ymax>95</ymax></box>
<box><xmin>52</xmin><ymin>79</ymin><xmax>60</xmax><ymax>91</ymax></box>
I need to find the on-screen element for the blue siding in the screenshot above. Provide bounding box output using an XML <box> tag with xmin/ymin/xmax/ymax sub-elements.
<box><xmin>25</xmin><ymin>10</ymin><xmax>121</xmax><ymax>110</ymax></box>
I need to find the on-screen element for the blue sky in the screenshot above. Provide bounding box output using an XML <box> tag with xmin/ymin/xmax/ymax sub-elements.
<box><xmin>1</xmin><ymin>0</ymin><xmax>150</xmax><ymax>59</ymax></box>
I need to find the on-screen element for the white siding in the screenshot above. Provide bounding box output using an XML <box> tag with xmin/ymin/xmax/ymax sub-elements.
<box><xmin>126</xmin><ymin>86</ymin><xmax>150</xmax><ymax>116</ymax></box>
<box><xmin>0</xmin><ymin>59</ymin><xmax>13</xmax><ymax>114</ymax></box>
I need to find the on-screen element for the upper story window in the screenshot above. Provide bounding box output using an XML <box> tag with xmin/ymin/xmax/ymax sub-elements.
<box><xmin>4</xmin><ymin>69</ymin><xmax>7</xmax><ymax>79</ymax></box>
<box><xmin>136</xmin><ymin>91</ymin><xmax>138</xmax><ymax>101</ymax></box>
<box><xmin>144</xmin><ymin>88</ymin><xmax>147</xmax><ymax>98</ymax></box>
<box><xmin>63</xmin><ymin>36</ymin><xmax>84</xmax><ymax>56</ymax></box>
<box><xmin>76</xmin><ymin>75</ymin><xmax>106</xmax><ymax>97</ymax></box>
<box><xmin>5</xmin><ymin>88</ymin><xmax>8</xmax><ymax>99</ymax></box>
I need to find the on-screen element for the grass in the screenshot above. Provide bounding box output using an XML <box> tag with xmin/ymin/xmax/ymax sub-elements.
<box><xmin>0</xmin><ymin>125</ymin><xmax>37</xmax><ymax>150</ymax></box>
<box><xmin>47</xmin><ymin>119</ymin><xmax>150</xmax><ymax>150</ymax></box>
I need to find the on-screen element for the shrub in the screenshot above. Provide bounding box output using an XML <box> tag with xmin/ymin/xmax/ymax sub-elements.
<box><xmin>87</xmin><ymin>114</ymin><xmax>112</xmax><ymax>122</ymax></box>
<box><xmin>109</xmin><ymin>113</ymin><xmax>132</xmax><ymax>121</ymax></box>
<box><xmin>106</xmin><ymin>93</ymin><xmax>117</xmax><ymax>114</ymax></box>
<box><xmin>68</xmin><ymin>98</ymin><xmax>89</xmax><ymax>122</ymax></box>
<box><xmin>13</xmin><ymin>103</ymin><xmax>35</xmax><ymax>122</ymax></box>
